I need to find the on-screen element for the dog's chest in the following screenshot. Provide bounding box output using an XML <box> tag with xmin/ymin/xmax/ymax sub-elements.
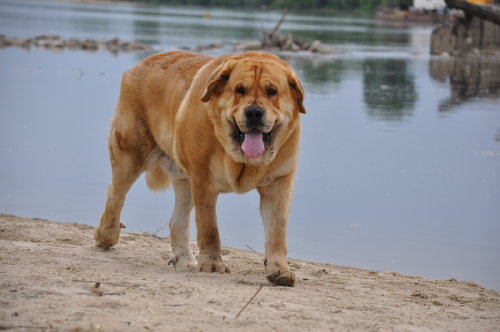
<box><xmin>214</xmin><ymin>163</ymin><xmax>273</xmax><ymax>194</ymax></box>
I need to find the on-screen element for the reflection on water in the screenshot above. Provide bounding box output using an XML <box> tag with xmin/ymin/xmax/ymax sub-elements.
<box><xmin>1</xmin><ymin>0</ymin><xmax>500</xmax><ymax>290</ymax></box>
<box><xmin>289</xmin><ymin>24</ymin><xmax>412</xmax><ymax>48</ymax></box>
<box><xmin>429</xmin><ymin>58</ymin><xmax>500</xmax><ymax>111</ymax></box>
<box><xmin>363</xmin><ymin>59</ymin><xmax>416</xmax><ymax>121</ymax></box>
<box><xmin>287</xmin><ymin>57</ymin><xmax>419</xmax><ymax>122</ymax></box>
<box><xmin>289</xmin><ymin>57</ymin><xmax>348</xmax><ymax>87</ymax></box>
<box><xmin>134</xmin><ymin>17</ymin><xmax>162</xmax><ymax>46</ymax></box>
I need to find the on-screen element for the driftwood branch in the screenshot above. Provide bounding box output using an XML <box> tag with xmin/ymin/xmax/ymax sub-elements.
<box><xmin>445</xmin><ymin>0</ymin><xmax>500</xmax><ymax>25</ymax></box>
<box><xmin>250</xmin><ymin>8</ymin><xmax>332</xmax><ymax>54</ymax></box>
<box><xmin>263</xmin><ymin>9</ymin><xmax>289</xmax><ymax>48</ymax></box>
<box><xmin>270</xmin><ymin>8</ymin><xmax>289</xmax><ymax>38</ymax></box>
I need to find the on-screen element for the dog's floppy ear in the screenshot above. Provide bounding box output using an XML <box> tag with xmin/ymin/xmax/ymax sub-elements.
<box><xmin>201</xmin><ymin>60</ymin><xmax>235</xmax><ymax>102</ymax></box>
<box><xmin>288</xmin><ymin>72</ymin><xmax>306</xmax><ymax>114</ymax></box>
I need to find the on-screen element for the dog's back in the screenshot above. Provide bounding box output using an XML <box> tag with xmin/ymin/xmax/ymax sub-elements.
<box><xmin>118</xmin><ymin>52</ymin><xmax>213</xmax><ymax>143</ymax></box>
<box><xmin>109</xmin><ymin>52</ymin><xmax>212</xmax><ymax>190</ymax></box>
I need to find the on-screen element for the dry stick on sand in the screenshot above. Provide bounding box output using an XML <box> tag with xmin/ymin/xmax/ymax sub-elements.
<box><xmin>90</xmin><ymin>282</ymin><xmax>104</xmax><ymax>296</ymax></box>
<box><xmin>245</xmin><ymin>244</ymin><xmax>261</xmax><ymax>255</ymax></box>
<box><xmin>153</xmin><ymin>222</ymin><xmax>168</xmax><ymax>236</ymax></box>
<box><xmin>0</xmin><ymin>325</ymin><xmax>51</xmax><ymax>330</ymax></box>
<box><xmin>73</xmin><ymin>279</ymin><xmax>153</xmax><ymax>293</ymax></box>
<box><xmin>234</xmin><ymin>285</ymin><xmax>264</xmax><ymax>319</ymax></box>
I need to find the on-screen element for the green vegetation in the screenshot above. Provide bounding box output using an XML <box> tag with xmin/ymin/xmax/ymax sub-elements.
<box><xmin>140</xmin><ymin>0</ymin><xmax>401</xmax><ymax>11</ymax></box>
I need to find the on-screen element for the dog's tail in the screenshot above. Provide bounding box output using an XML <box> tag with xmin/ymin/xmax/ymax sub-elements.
<box><xmin>144</xmin><ymin>147</ymin><xmax>171</xmax><ymax>191</ymax></box>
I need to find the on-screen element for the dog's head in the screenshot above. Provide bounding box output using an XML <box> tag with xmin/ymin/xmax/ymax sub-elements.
<box><xmin>201</xmin><ymin>52</ymin><xmax>305</xmax><ymax>165</ymax></box>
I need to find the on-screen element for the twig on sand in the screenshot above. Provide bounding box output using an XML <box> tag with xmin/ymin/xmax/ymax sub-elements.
<box><xmin>234</xmin><ymin>285</ymin><xmax>263</xmax><ymax>319</ymax></box>
<box><xmin>73</xmin><ymin>279</ymin><xmax>153</xmax><ymax>294</ymax></box>
<box><xmin>90</xmin><ymin>282</ymin><xmax>104</xmax><ymax>296</ymax></box>
<box><xmin>245</xmin><ymin>244</ymin><xmax>261</xmax><ymax>255</ymax></box>
<box><xmin>0</xmin><ymin>325</ymin><xmax>50</xmax><ymax>330</ymax></box>
<box><xmin>152</xmin><ymin>223</ymin><xmax>168</xmax><ymax>236</ymax></box>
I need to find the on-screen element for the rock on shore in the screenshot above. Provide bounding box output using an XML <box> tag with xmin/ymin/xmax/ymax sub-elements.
<box><xmin>0</xmin><ymin>34</ymin><xmax>153</xmax><ymax>53</ymax></box>
<box><xmin>236</xmin><ymin>37</ymin><xmax>333</xmax><ymax>54</ymax></box>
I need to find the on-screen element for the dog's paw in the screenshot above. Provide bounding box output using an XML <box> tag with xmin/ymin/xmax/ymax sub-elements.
<box><xmin>265</xmin><ymin>261</ymin><xmax>296</xmax><ymax>287</ymax></box>
<box><xmin>198</xmin><ymin>260</ymin><xmax>230</xmax><ymax>274</ymax></box>
<box><xmin>267</xmin><ymin>270</ymin><xmax>296</xmax><ymax>287</ymax></box>
<box><xmin>94</xmin><ymin>226</ymin><xmax>120</xmax><ymax>249</ymax></box>
<box><xmin>169</xmin><ymin>256</ymin><xmax>198</xmax><ymax>272</ymax></box>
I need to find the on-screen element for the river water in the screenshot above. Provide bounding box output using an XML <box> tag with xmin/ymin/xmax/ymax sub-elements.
<box><xmin>1</xmin><ymin>0</ymin><xmax>499</xmax><ymax>290</ymax></box>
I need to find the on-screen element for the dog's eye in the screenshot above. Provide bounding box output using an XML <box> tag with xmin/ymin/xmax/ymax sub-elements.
<box><xmin>236</xmin><ymin>87</ymin><xmax>246</xmax><ymax>95</ymax></box>
<box><xmin>267</xmin><ymin>88</ymin><xmax>277</xmax><ymax>97</ymax></box>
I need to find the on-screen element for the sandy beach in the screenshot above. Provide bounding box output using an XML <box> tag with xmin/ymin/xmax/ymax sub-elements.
<box><xmin>1</xmin><ymin>214</ymin><xmax>499</xmax><ymax>331</ymax></box>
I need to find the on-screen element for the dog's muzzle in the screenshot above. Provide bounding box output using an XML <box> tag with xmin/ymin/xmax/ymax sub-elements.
<box><xmin>244</xmin><ymin>105</ymin><xmax>265</xmax><ymax>130</ymax></box>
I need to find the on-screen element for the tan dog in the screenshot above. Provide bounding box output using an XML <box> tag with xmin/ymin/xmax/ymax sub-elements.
<box><xmin>95</xmin><ymin>51</ymin><xmax>305</xmax><ymax>286</ymax></box>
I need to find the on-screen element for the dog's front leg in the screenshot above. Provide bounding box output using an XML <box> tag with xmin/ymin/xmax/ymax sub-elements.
<box><xmin>191</xmin><ymin>181</ymin><xmax>230</xmax><ymax>274</ymax></box>
<box><xmin>258</xmin><ymin>173</ymin><xmax>296</xmax><ymax>287</ymax></box>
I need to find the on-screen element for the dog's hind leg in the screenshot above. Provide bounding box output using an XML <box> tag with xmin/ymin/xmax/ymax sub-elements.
<box><xmin>95</xmin><ymin>119</ymin><xmax>151</xmax><ymax>248</ymax></box>
<box><xmin>169</xmin><ymin>179</ymin><xmax>197</xmax><ymax>270</ymax></box>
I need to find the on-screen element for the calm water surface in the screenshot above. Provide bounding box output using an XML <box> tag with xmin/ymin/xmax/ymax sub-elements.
<box><xmin>1</xmin><ymin>0</ymin><xmax>499</xmax><ymax>290</ymax></box>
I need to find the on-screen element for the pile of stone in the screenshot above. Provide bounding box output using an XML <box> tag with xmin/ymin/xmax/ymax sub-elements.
<box><xmin>236</xmin><ymin>10</ymin><xmax>333</xmax><ymax>54</ymax></box>
<box><xmin>236</xmin><ymin>36</ymin><xmax>332</xmax><ymax>54</ymax></box>
<box><xmin>0</xmin><ymin>34</ymin><xmax>153</xmax><ymax>53</ymax></box>
<box><xmin>264</xmin><ymin>31</ymin><xmax>332</xmax><ymax>53</ymax></box>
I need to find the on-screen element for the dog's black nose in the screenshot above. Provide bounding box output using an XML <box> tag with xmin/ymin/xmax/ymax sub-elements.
<box><xmin>245</xmin><ymin>106</ymin><xmax>265</xmax><ymax>128</ymax></box>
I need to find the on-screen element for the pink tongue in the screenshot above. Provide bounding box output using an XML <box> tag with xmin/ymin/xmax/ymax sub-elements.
<box><xmin>241</xmin><ymin>131</ymin><xmax>265</xmax><ymax>158</ymax></box>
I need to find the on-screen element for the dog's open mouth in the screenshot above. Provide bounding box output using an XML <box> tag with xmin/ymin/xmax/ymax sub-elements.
<box><xmin>232</xmin><ymin>125</ymin><xmax>272</xmax><ymax>159</ymax></box>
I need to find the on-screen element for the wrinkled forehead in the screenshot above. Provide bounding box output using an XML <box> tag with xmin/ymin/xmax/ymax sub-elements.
<box><xmin>231</xmin><ymin>60</ymin><xmax>289</xmax><ymax>87</ymax></box>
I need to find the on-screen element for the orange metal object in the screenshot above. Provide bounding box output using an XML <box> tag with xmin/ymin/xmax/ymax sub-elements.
<box><xmin>466</xmin><ymin>0</ymin><xmax>493</xmax><ymax>5</ymax></box>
